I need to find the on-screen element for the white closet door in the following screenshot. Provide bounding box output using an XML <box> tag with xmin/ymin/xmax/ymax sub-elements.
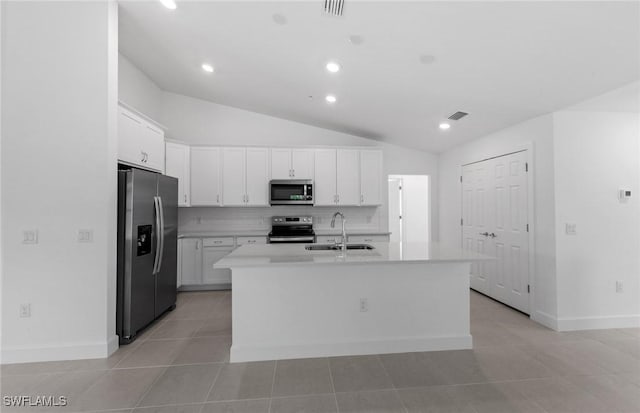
<box><xmin>497</xmin><ymin>151</ymin><xmax>529</xmax><ymax>313</ymax></box>
<box><xmin>462</xmin><ymin>162</ymin><xmax>492</xmax><ymax>296</ymax></box>
<box><xmin>462</xmin><ymin>151</ymin><xmax>530</xmax><ymax>314</ymax></box>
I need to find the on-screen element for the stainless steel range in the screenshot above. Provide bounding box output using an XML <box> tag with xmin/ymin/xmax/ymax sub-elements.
<box><xmin>268</xmin><ymin>216</ymin><xmax>315</xmax><ymax>244</ymax></box>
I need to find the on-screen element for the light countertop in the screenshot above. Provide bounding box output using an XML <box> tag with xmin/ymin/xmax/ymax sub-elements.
<box><xmin>215</xmin><ymin>242</ymin><xmax>493</xmax><ymax>268</ymax></box>
<box><xmin>178</xmin><ymin>230</ymin><xmax>391</xmax><ymax>239</ymax></box>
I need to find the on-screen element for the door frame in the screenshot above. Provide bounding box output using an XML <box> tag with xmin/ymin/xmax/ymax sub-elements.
<box><xmin>460</xmin><ymin>142</ymin><xmax>536</xmax><ymax>318</ymax></box>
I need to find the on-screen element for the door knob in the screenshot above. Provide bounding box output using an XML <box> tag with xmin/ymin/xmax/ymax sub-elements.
<box><xmin>489</xmin><ymin>233</ymin><xmax>497</xmax><ymax>238</ymax></box>
<box><xmin>479</xmin><ymin>232</ymin><xmax>489</xmax><ymax>237</ymax></box>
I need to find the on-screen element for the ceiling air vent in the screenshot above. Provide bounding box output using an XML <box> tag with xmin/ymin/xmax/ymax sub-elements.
<box><xmin>323</xmin><ymin>0</ymin><xmax>345</xmax><ymax>17</ymax></box>
<box><xmin>448</xmin><ymin>111</ymin><xmax>469</xmax><ymax>121</ymax></box>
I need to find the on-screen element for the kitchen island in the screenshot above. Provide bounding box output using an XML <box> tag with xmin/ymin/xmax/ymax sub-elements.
<box><xmin>215</xmin><ymin>242</ymin><xmax>491</xmax><ymax>363</ymax></box>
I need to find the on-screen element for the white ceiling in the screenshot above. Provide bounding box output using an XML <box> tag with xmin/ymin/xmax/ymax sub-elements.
<box><xmin>118</xmin><ymin>1</ymin><xmax>640</xmax><ymax>153</ymax></box>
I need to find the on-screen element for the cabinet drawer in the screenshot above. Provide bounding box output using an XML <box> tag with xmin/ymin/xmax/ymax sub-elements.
<box><xmin>316</xmin><ymin>235</ymin><xmax>343</xmax><ymax>244</ymax></box>
<box><xmin>347</xmin><ymin>234</ymin><xmax>389</xmax><ymax>243</ymax></box>
<box><xmin>236</xmin><ymin>236</ymin><xmax>267</xmax><ymax>246</ymax></box>
<box><xmin>202</xmin><ymin>237</ymin><xmax>234</xmax><ymax>247</ymax></box>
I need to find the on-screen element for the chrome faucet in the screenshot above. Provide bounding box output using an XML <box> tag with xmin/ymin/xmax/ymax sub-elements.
<box><xmin>331</xmin><ymin>212</ymin><xmax>347</xmax><ymax>253</ymax></box>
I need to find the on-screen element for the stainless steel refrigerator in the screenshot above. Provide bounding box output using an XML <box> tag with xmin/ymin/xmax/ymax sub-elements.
<box><xmin>117</xmin><ymin>168</ymin><xmax>178</xmax><ymax>344</ymax></box>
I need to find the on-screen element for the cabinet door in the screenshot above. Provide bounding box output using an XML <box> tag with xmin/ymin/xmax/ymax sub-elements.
<box><xmin>190</xmin><ymin>147</ymin><xmax>221</xmax><ymax>206</ymax></box>
<box><xmin>270</xmin><ymin>148</ymin><xmax>292</xmax><ymax>180</ymax></box>
<box><xmin>245</xmin><ymin>148</ymin><xmax>269</xmax><ymax>206</ymax></box>
<box><xmin>314</xmin><ymin>149</ymin><xmax>337</xmax><ymax>206</ymax></box>
<box><xmin>359</xmin><ymin>150</ymin><xmax>383</xmax><ymax>206</ymax></box>
<box><xmin>180</xmin><ymin>238</ymin><xmax>203</xmax><ymax>285</ymax></box>
<box><xmin>117</xmin><ymin>107</ymin><xmax>144</xmax><ymax>166</ymax></box>
<box><xmin>202</xmin><ymin>247</ymin><xmax>233</xmax><ymax>285</ymax></box>
<box><xmin>141</xmin><ymin>123</ymin><xmax>165</xmax><ymax>173</ymax></box>
<box><xmin>336</xmin><ymin>149</ymin><xmax>360</xmax><ymax>206</ymax></box>
<box><xmin>222</xmin><ymin>148</ymin><xmax>247</xmax><ymax>206</ymax></box>
<box><xmin>165</xmin><ymin>142</ymin><xmax>190</xmax><ymax>206</ymax></box>
<box><xmin>291</xmin><ymin>149</ymin><xmax>315</xmax><ymax>179</ymax></box>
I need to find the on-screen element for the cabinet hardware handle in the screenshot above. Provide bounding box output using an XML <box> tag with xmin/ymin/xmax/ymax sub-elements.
<box><xmin>196</xmin><ymin>241</ymin><xmax>199</xmax><ymax>250</ymax></box>
<box><xmin>489</xmin><ymin>233</ymin><xmax>497</xmax><ymax>238</ymax></box>
<box><xmin>184</xmin><ymin>194</ymin><xmax>187</xmax><ymax>203</ymax></box>
<box><xmin>292</xmin><ymin>169</ymin><xmax>295</xmax><ymax>177</ymax></box>
<box><xmin>479</xmin><ymin>232</ymin><xmax>489</xmax><ymax>237</ymax></box>
<box><xmin>216</xmin><ymin>194</ymin><xmax>219</xmax><ymax>204</ymax></box>
<box><xmin>214</xmin><ymin>240</ymin><xmax>222</xmax><ymax>244</ymax></box>
<box><xmin>361</xmin><ymin>194</ymin><xmax>364</xmax><ymax>203</ymax></box>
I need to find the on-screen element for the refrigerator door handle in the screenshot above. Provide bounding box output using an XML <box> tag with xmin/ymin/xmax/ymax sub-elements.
<box><xmin>157</xmin><ymin>196</ymin><xmax>166</xmax><ymax>274</ymax></box>
<box><xmin>152</xmin><ymin>196</ymin><xmax>162</xmax><ymax>274</ymax></box>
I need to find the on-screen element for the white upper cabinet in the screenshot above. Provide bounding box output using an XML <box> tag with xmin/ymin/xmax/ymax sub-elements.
<box><xmin>336</xmin><ymin>149</ymin><xmax>360</xmax><ymax>206</ymax></box>
<box><xmin>270</xmin><ymin>148</ymin><xmax>314</xmax><ymax>180</ymax></box>
<box><xmin>359</xmin><ymin>149</ymin><xmax>383</xmax><ymax>206</ymax></box>
<box><xmin>165</xmin><ymin>142</ymin><xmax>190</xmax><ymax>206</ymax></box>
<box><xmin>291</xmin><ymin>149</ymin><xmax>314</xmax><ymax>179</ymax></box>
<box><xmin>270</xmin><ymin>148</ymin><xmax>292</xmax><ymax>180</ymax></box>
<box><xmin>245</xmin><ymin>148</ymin><xmax>269</xmax><ymax>206</ymax></box>
<box><xmin>190</xmin><ymin>147</ymin><xmax>221</xmax><ymax>206</ymax></box>
<box><xmin>117</xmin><ymin>104</ymin><xmax>165</xmax><ymax>172</ymax></box>
<box><xmin>314</xmin><ymin>149</ymin><xmax>338</xmax><ymax>206</ymax></box>
<box><xmin>222</xmin><ymin>147</ymin><xmax>247</xmax><ymax>206</ymax></box>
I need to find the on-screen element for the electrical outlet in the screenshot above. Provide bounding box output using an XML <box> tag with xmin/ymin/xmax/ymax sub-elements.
<box><xmin>77</xmin><ymin>229</ymin><xmax>93</xmax><ymax>243</ymax></box>
<box><xmin>20</xmin><ymin>304</ymin><xmax>31</xmax><ymax>318</ymax></box>
<box><xmin>616</xmin><ymin>281</ymin><xmax>624</xmax><ymax>293</ymax></box>
<box><xmin>22</xmin><ymin>230</ymin><xmax>38</xmax><ymax>244</ymax></box>
<box><xmin>359</xmin><ymin>298</ymin><xmax>368</xmax><ymax>312</ymax></box>
<box><xmin>565</xmin><ymin>223</ymin><xmax>577</xmax><ymax>236</ymax></box>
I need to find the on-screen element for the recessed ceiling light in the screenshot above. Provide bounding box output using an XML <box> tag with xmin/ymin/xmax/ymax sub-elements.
<box><xmin>419</xmin><ymin>54</ymin><xmax>436</xmax><ymax>65</ymax></box>
<box><xmin>439</xmin><ymin>122</ymin><xmax>451</xmax><ymax>130</ymax></box>
<box><xmin>326</xmin><ymin>62</ymin><xmax>341</xmax><ymax>73</ymax></box>
<box><xmin>325</xmin><ymin>95</ymin><xmax>337</xmax><ymax>103</ymax></box>
<box><xmin>201</xmin><ymin>63</ymin><xmax>214</xmax><ymax>73</ymax></box>
<box><xmin>272</xmin><ymin>14</ymin><xmax>287</xmax><ymax>25</ymax></box>
<box><xmin>158</xmin><ymin>0</ymin><xmax>176</xmax><ymax>10</ymax></box>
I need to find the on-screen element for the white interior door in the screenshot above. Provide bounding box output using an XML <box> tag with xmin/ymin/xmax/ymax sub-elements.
<box><xmin>462</xmin><ymin>163</ymin><xmax>492</xmax><ymax>295</ymax></box>
<box><xmin>462</xmin><ymin>151</ymin><xmax>530</xmax><ymax>314</ymax></box>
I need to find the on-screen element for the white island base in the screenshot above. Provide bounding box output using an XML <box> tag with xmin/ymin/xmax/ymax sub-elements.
<box><xmin>221</xmin><ymin>244</ymin><xmax>479</xmax><ymax>363</ymax></box>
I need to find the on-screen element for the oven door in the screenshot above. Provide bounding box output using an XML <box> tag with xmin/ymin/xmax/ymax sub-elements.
<box><xmin>270</xmin><ymin>180</ymin><xmax>313</xmax><ymax>205</ymax></box>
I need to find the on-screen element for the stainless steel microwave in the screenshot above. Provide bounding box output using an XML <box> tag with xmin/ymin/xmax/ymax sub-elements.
<box><xmin>269</xmin><ymin>180</ymin><xmax>314</xmax><ymax>205</ymax></box>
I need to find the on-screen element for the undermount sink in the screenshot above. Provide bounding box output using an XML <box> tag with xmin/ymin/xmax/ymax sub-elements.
<box><xmin>305</xmin><ymin>244</ymin><xmax>375</xmax><ymax>251</ymax></box>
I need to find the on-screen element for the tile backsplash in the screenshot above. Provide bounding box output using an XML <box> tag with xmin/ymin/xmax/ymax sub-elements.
<box><xmin>179</xmin><ymin>206</ymin><xmax>383</xmax><ymax>233</ymax></box>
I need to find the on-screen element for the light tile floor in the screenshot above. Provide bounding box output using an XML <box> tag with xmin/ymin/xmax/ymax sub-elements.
<box><xmin>1</xmin><ymin>290</ymin><xmax>639</xmax><ymax>412</ymax></box>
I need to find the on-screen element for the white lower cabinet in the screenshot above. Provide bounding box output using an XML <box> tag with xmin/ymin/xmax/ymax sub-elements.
<box><xmin>347</xmin><ymin>234</ymin><xmax>390</xmax><ymax>243</ymax></box>
<box><xmin>236</xmin><ymin>236</ymin><xmax>267</xmax><ymax>245</ymax></box>
<box><xmin>179</xmin><ymin>238</ymin><xmax>203</xmax><ymax>286</ymax></box>
<box><xmin>179</xmin><ymin>237</ymin><xmax>234</xmax><ymax>289</ymax></box>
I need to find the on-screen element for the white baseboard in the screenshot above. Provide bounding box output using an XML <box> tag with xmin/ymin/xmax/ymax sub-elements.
<box><xmin>230</xmin><ymin>335</ymin><xmax>473</xmax><ymax>363</ymax></box>
<box><xmin>1</xmin><ymin>336</ymin><xmax>118</xmax><ymax>364</ymax></box>
<box><xmin>532</xmin><ymin>310</ymin><xmax>559</xmax><ymax>331</ymax></box>
<box><xmin>556</xmin><ymin>314</ymin><xmax>640</xmax><ymax>331</ymax></box>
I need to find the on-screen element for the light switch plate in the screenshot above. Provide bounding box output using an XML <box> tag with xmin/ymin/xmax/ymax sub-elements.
<box><xmin>22</xmin><ymin>230</ymin><xmax>38</xmax><ymax>244</ymax></box>
<box><xmin>565</xmin><ymin>223</ymin><xmax>577</xmax><ymax>236</ymax></box>
<box><xmin>78</xmin><ymin>229</ymin><xmax>93</xmax><ymax>243</ymax></box>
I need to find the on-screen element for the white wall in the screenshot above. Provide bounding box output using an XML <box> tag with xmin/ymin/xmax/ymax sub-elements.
<box><xmin>553</xmin><ymin>110</ymin><xmax>640</xmax><ymax>329</ymax></box>
<box><xmin>1</xmin><ymin>1</ymin><xmax>118</xmax><ymax>363</ymax></box>
<box><xmin>119</xmin><ymin>54</ymin><xmax>163</xmax><ymax>121</ymax></box>
<box><xmin>438</xmin><ymin>114</ymin><xmax>558</xmax><ymax>325</ymax></box>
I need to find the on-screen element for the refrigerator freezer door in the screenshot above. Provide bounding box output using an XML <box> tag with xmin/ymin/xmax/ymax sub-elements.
<box><xmin>155</xmin><ymin>174</ymin><xmax>178</xmax><ymax>317</ymax></box>
<box><xmin>119</xmin><ymin>169</ymin><xmax>158</xmax><ymax>340</ymax></box>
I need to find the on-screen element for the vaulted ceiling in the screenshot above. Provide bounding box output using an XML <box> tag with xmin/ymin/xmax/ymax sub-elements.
<box><xmin>119</xmin><ymin>1</ymin><xmax>640</xmax><ymax>153</ymax></box>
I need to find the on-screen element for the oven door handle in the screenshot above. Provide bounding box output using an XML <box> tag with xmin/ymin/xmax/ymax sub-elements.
<box><xmin>268</xmin><ymin>237</ymin><xmax>315</xmax><ymax>242</ymax></box>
